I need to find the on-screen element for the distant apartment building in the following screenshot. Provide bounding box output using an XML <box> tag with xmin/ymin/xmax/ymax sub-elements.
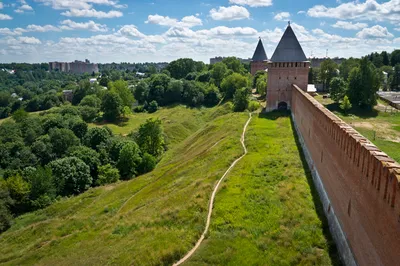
<box><xmin>309</xmin><ymin>57</ymin><xmax>345</xmax><ymax>68</ymax></box>
<box><xmin>49</xmin><ymin>59</ymin><xmax>99</xmax><ymax>74</ymax></box>
<box><xmin>210</xmin><ymin>56</ymin><xmax>251</xmax><ymax>65</ymax></box>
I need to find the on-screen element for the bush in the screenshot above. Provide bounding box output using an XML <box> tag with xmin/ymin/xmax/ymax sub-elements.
<box><xmin>117</xmin><ymin>142</ymin><xmax>142</xmax><ymax>180</ymax></box>
<box><xmin>96</xmin><ymin>164</ymin><xmax>120</xmax><ymax>186</ymax></box>
<box><xmin>84</xmin><ymin>127</ymin><xmax>112</xmax><ymax>150</ymax></box>
<box><xmin>248</xmin><ymin>101</ymin><xmax>260</xmax><ymax>112</ymax></box>
<box><xmin>233</xmin><ymin>87</ymin><xmax>250</xmax><ymax>112</ymax></box>
<box><xmin>133</xmin><ymin>105</ymin><xmax>145</xmax><ymax>113</ymax></box>
<box><xmin>138</xmin><ymin>153</ymin><xmax>157</xmax><ymax>174</ymax></box>
<box><xmin>147</xmin><ymin>100</ymin><xmax>158</xmax><ymax>113</ymax></box>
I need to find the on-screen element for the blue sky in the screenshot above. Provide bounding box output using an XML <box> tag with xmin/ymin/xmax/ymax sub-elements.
<box><xmin>0</xmin><ymin>0</ymin><xmax>399</xmax><ymax>63</ymax></box>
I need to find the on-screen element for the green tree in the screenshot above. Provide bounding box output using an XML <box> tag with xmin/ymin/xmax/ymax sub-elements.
<box><xmin>138</xmin><ymin>153</ymin><xmax>157</xmax><ymax>174</ymax></box>
<box><xmin>31</xmin><ymin>135</ymin><xmax>54</xmax><ymax>165</ymax></box>
<box><xmin>329</xmin><ymin>77</ymin><xmax>347</xmax><ymax>102</ymax></box>
<box><xmin>101</xmin><ymin>91</ymin><xmax>123</xmax><ymax>122</ymax></box>
<box><xmin>49</xmin><ymin>128</ymin><xmax>80</xmax><ymax>157</ymax></box>
<box><xmin>5</xmin><ymin>174</ymin><xmax>30</xmax><ymax>214</ymax></box>
<box><xmin>136</xmin><ymin>118</ymin><xmax>164</xmax><ymax>157</ymax></box>
<box><xmin>347</xmin><ymin>57</ymin><xmax>380</xmax><ymax>108</ymax></box>
<box><xmin>68</xmin><ymin>146</ymin><xmax>100</xmax><ymax>178</ymax></box>
<box><xmin>27</xmin><ymin>167</ymin><xmax>56</xmax><ymax>209</ymax></box>
<box><xmin>117</xmin><ymin>142</ymin><xmax>142</xmax><ymax>180</ymax></box>
<box><xmin>391</xmin><ymin>50</ymin><xmax>400</xmax><ymax>66</ymax></box>
<box><xmin>204</xmin><ymin>84</ymin><xmax>222</xmax><ymax>107</ymax></box>
<box><xmin>133</xmin><ymin>81</ymin><xmax>149</xmax><ymax>104</ymax></box>
<box><xmin>340</xmin><ymin>96</ymin><xmax>352</xmax><ymax>114</ymax></box>
<box><xmin>49</xmin><ymin>157</ymin><xmax>92</xmax><ymax>196</ymax></box>
<box><xmin>320</xmin><ymin>59</ymin><xmax>338</xmax><ymax>91</ymax></box>
<box><xmin>382</xmin><ymin>51</ymin><xmax>390</xmax><ymax>66</ymax></box>
<box><xmin>96</xmin><ymin>164</ymin><xmax>120</xmax><ymax>185</ymax></box>
<box><xmin>109</xmin><ymin>80</ymin><xmax>134</xmax><ymax>108</ymax></box>
<box><xmin>256</xmin><ymin>78</ymin><xmax>267</xmax><ymax>97</ymax></box>
<box><xmin>0</xmin><ymin>180</ymin><xmax>14</xmax><ymax>232</ymax></box>
<box><xmin>211</xmin><ymin>62</ymin><xmax>228</xmax><ymax>87</ymax></box>
<box><xmin>84</xmin><ymin>127</ymin><xmax>112</xmax><ymax>150</ymax></box>
<box><xmin>391</xmin><ymin>64</ymin><xmax>400</xmax><ymax>91</ymax></box>
<box><xmin>233</xmin><ymin>87</ymin><xmax>250</xmax><ymax>112</ymax></box>
<box><xmin>182</xmin><ymin>80</ymin><xmax>205</xmax><ymax>106</ymax></box>
<box><xmin>222</xmin><ymin>57</ymin><xmax>245</xmax><ymax>73</ymax></box>
<box><xmin>79</xmin><ymin>95</ymin><xmax>101</xmax><ymax>108</ymax></box>
<box><xmin>220</xmin><ymin>73</ymin><xmax>249</xmax><ymax>99</ymax></box>
<box><xmin>148</xmin><ymin>74</ymin><xmax>171</xmax><ymax>105</ymax></box>
<box><xmin>70</xmin><ymin>120</ymin><xmax>88</xmax><ymax>139</ymax></box>
<box><xmin>166</xmin><ymin>58</ymin><xmax>204</xmax><ymax>79</ymax></box>
<box><xmin>12</xmin><ymin>109</ymin><xmax>28</xmax><ymax>123</ymax></box>
<box><xmin>164</xmin><ymin>80</ymin><xmax>182</xmax><ymax>104</ymax></box>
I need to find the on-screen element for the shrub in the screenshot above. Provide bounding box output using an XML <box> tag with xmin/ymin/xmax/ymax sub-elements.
<box><xmin>248</xmin><ymin>101</ymin><xmax>260</xmax><ymax>112</ymax></box>
<box><xmin>138</xmin><ymin>153</ymin><xmax>157</xmax><ymax>174</ymax></box>
<box><xmin>147</xmin><ymin>100</ymin><xmax>158</xmax><ymax>114</ymax></box>
<box><xmin>96</xmin><ymin>164</ymin><xmax>120</xmax><ymax>185</ymax></box>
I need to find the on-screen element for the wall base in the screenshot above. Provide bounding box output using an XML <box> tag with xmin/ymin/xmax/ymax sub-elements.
<box><xmin>291</xmin><ymin>113</ymin><xmax>358</xmax><ymax>266</ymax></box>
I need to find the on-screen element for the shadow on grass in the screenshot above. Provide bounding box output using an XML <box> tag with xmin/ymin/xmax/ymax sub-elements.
<box><xmin>289</xmin><ymin>116</ymin><xmax>343</xmax><ymax>266</ymax></box>
<box><xmin>325</xmin><ymin>102</ymin><xmax>379</xmax><ymax>119</ymax></box>
<box><xmin>257</xmin><ymin>109</ymin><xmax>291</xmax><ymax>120</ymax></box>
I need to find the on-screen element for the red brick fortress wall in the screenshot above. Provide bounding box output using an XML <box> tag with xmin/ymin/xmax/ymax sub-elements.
<box><xmin>291</xmin><ymin>85</ymin><xmax>400</xmax><ymax>266</ymax></box>
<box><xmin>250</xmin><ymin>61</ymin><xmax>267</xmax><ymax>76</ymax></box>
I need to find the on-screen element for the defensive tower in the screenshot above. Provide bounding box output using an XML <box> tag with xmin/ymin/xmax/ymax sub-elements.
<box><xmin>266</xmin><ymin>23</ymin><xmax>309</xmax><ymax>111</ymax></box>
<box><xmin>250</xmin><ymin>38</ymin><xmax>268</xmax><ymax>75</ymax></box>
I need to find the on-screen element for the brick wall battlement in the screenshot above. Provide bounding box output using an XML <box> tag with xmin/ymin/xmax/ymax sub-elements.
<box><xmin>291</xmin><ymin>84</ymin><xmax>400</xmax><ymax>266</ymax></box>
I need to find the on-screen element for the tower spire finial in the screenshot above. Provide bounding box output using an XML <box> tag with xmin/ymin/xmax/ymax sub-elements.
<box><xmin>288</xmin><ymin>21</ymin><xmax>290</xmax><ymax>26</ymax></box>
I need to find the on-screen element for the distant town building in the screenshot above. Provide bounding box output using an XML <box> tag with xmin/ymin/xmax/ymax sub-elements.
<box><xmin>210</xmin><ymin>56</ymin><xmax>251</xmax><ymax>65</ymax></box>
<box><xmin>89</xmin><ymin>78</ymin><xmax>97</xmax><ymax>84</ymax></box>
<box><xmin>49</xmin><ymin>59</ymin><xmax>99</xmax><ymax>74</ymax></box>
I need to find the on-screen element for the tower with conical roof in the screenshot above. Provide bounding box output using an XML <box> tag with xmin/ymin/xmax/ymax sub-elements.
<box><xmin>250</xmin><ymin>38</ymin><xmax>268</xmax><ymax>75</ymax></box>
<box><xmin>266</xmin><ymin>22</ymin><xmax>310</xmax><ymax>111</ymax></box>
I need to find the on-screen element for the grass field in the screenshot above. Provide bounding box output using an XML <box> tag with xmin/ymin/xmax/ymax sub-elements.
<box><xmin>185</xmin><ymin>111</ymin><xmax>339</xmax><ymax>265</ymax></box>
<box><xmin>314</xmin><ymin>94</ymin><xmax>400</xmax><ymax>162</ymax></box>
<box><xmin>0</xmin><ymin>106</ymin><xmax>338</xmax><ymax>265</ymax></box>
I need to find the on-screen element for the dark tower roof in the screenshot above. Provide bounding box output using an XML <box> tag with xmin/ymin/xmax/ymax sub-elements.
<box><xmin>270</xmin><ymin>25</ymin><xmax>307</xmax><ymax>62</ymax></box>
<box><xmin>251</xmin><ymin>38</ymin><xmax>268</xmax><ymax>61</ymax></box>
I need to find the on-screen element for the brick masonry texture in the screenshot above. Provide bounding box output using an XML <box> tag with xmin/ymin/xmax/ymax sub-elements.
<box><xmin>291</xmin><ymin>84</ymin><xmax>400</xmax><ymax>266</ymax></box>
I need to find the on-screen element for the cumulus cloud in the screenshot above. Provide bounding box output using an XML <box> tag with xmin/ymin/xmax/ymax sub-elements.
<box><xmin>18</xmin><ymin>36</ymin><xmax>42</xmax><ymax>44</ymax></box>
<box><xmin>228</xmin><ymin>0</ymin><xmax>273</xmax><ymax>7</ymax></box>
<box><xmin>0</xmin><ymin>28</ymin><xmax>22</xmax><ymax>36</ymax></box>
<box><xmin>394</xmin><ymin>27</ymin><xmax>400</xmax><ymax>31</ymax></box>
<box><xmin>356</xmin><ymin>25</ymin><xmax>394</xmax><ymax>39</ymax></box>
<box><xmin>0</xmin><ymin>3</ymin><xmax>3</xmax><ymax>9</ymax></box>
<box><xmin>145</xmin><ymin>14</ymin><xmax>202</xmax><ymax>28</ymax></box>
<box><xmin>197</xmin><ymin>26</ymin><xmax>258</xmax><ymax>37</ymax></box>
<box><xmin>307</xmin><ymin>0</ymin><xmax>400</xmax><ymax>24</ymax></box>
<box><xmin>26</xmin><ymin>25</ymin><xmax>61</xmax><ymax>32</ymax></box>
<box><xmin>61</xmin><ymin>8</ymin><xmax>123</xmax><ymax>18</ymax></box>
<box><xmin>274</xmin><ymin>12</ymin><xmax>290</xmax><ymax>21</ymax></box>
<box><xmin>0</xmin><ymin>14</ymin><xmax>12</xmax><ymax>20</ymax></box>
<box><xmin>117</xmin><ymin>25</ymin><xmax>145</xmax><ymax>38</ymax></box>
<box><xmin>60</xmin><ymin>20</ymin><xmax>108</xmax><ymax>32</ymax></box>
<box><xmin>332</xmin><ymin>21</ymin><xmax>368</xmax><ymax>30</ymax></box>
<box><xmin>34</xmin><ymin>0</ymin><xmax>125</xmax><ymax>10</ymax></box>
<box><xmin>210</xmin><ymin>5</ymin><xmax>250</xmax><ymax>21</ymax></box>
<box><xmin>15</xmin><ymin>4</ymin><xmax>34</xmax><ymax>13</ymax></box>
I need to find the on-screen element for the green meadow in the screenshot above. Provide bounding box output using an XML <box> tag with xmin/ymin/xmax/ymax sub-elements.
<box><xmin>0</xmin><ymin>106</ymin><xmax>339</xmax><ymax>265</ymax></box>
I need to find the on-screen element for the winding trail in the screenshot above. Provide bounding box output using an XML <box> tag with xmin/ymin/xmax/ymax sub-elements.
<box><xmin>173</xmin><ymin>113</ymin><xmax>253</xmax><ymax>266</ymax></box>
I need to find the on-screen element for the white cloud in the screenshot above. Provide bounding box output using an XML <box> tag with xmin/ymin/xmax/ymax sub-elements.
<box><xmin>0</xmin><ymin>14</ymin><xmax>12</xmax><ymax>20</ymax></box>
<box><xmin>117</xmin><ymin>25</ymin><xmax>145</xmax><ymax>38</ymax></box>
<box><xmin>274</xmin><ymin>12</ymin><xmax>290</xmax><ymax>21</ymax></box>
<box><xmin>393</xmin><ymin>38</ymin><xmax>400</xmax><ymax>43</ymax></box>
<box><xmin>332</xmin><ymin>21</ymin><xmax>368</xmax><ymax>30</ymax></box>
<box><xmin>356</xmin><ymin>25</ymin><xmax>394</xmax><ymax>39</ymax></box>
<box><xmin>197</xmin><ymin>26</ymin><xmax>258</xmax><ymax>37</ymax></box>
<box><xmin>34</xmin><ymin>0</ymin><xmax>125</xmax><ymax>10</ymax></box>
<box><xmin>297</xmin><ymin>10</ymin><xmax>305</xmax><ymax>14</ymax></box>
<box><xmin>60</xmin><ymin>20</ymin><xmax>108</xmax><ymax>32</ymax></box>
<box><xmin>0</xmin><ymin>28</ymin><xmax>22</xmax><ymax>36</ymax></box>
<box><xmin>210</xmin><ymin>5</ymin><xmax>250</xmax><ymax>21</ymax></box>
<box><xmin>394</xmin><ymin>27</ymin><xmax>400</xmax><ymax>31</ymax></box>
<box><xmin>0</xmin><ymin>3</ymin><xmax>3</xmax><ymax>9</ymax></box>
<box><xmin>145</xmin><ymin>14</ymin><xmax>202</xmax><ymax>28</ymax></box>
<box><xmin>18</xmin><ymin>36</ymin><xmax>41</xmax><ymax>44</ymax></box>
<box><xmin>307</xmin><ymin>0</ymin><xmax>400</xmax><ymax>24</ymax></box>
<box><xmin>228</xmin><ymin>0</ymin><xmax>272</xmax><ymax>7</ymax></box>
<box><xmin>26</xmin><ymin>24</ymin><xmax>61</xmax><ymax>32</ymax></box>
<box><xmin>61</xmin><ymin>8</ymin><xmax>123</xmax><ymax>18</ymax></box>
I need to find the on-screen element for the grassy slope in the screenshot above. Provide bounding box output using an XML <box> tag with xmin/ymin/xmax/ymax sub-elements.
<box><xmin>186</xmin><ymin>112</ymin><xmax>339</xmax><ymax>265</ymax></box>
<box><xmin>0</xmin><ymin>105</ymin><xmax>247</xmax><ymax>265</ymax></box>
<box><xmin>0</xmin><ymin>106</ymin><xmax>337</xmax><ymax>265</ymax></box>
<box><xmin>314</xmin><ymin>94</ymin><xmax>400</xmax><ymax>162</ymax></box>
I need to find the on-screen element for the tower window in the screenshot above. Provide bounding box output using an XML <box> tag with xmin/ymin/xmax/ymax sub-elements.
<box><xmin>279</xmin><ymin>76</ymin><xmax>281</xmax><ymax>79</ymax></box>
<box><xmin>304</xmin><ymin>63</ymin><xmax>306</xmax><ymax>67</ymax></box>
<box><xmin>291</xmin><ymin>63</ymin><xmax>293</xmax><ymax>67</ymax></box>
<box><xmin>295</xmin><ymin>62</ymin><xmax>298</xmax><ymax>67</ymax></box>
<box><xmin>279</xmin><ymin>63</ymin><xmax>281</xmax><ymax>67</ymax></box>
<box><xmin>295</xmin><ymin>77</ymin><xmax>297</xmax><ymax>80</ymax></box>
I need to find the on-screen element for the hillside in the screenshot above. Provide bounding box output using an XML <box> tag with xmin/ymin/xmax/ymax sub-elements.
<box><xmin>0</xmin><ymin>106</ymin><xmax>338</xmax><ymax>265</ymax></box>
